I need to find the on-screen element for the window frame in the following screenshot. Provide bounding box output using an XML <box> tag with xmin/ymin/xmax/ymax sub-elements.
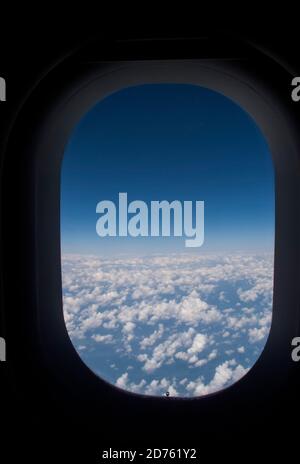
<box><xmin>2</xmin><ymin>37</ymin><xmax>300</xmax><ymax>437</ymax></box>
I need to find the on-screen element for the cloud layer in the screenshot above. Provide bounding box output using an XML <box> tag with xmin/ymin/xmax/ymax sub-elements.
<box><xmin>62</xmin><ymin>253</ymin><xmax>273</xmax><ymax>397</ymax></box>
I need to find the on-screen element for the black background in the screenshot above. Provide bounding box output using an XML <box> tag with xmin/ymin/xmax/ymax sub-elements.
<box><xmin>1</xmin><ymin>19</ymin><xmax>300</xmax><ymax>462</ymax></box>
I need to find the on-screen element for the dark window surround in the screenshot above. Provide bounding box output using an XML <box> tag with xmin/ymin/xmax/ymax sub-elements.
<box><xmin>2</xmin><ymin>36</ymin><xmax>300</xmax><ymax>441</ymax></box>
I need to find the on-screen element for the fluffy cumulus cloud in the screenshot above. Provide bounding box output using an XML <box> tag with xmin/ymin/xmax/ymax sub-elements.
<box><xmin>62</xmin><ymin>253</ymin><xmax>273</xmax><ymax>397</ymax></box>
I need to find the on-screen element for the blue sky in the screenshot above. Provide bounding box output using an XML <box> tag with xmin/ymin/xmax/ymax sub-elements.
<box><xmin>61</xmin><ymin>83</ymin><xmax>274</xmax><ymax>255</ymax></box>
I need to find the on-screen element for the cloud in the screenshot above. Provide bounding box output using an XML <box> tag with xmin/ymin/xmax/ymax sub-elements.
<box><xmin>62</xmin><ymin>252</ymin><xmax>273</xmax><ymax>397</ymax></box>
<box><xmin>187</xmin><ymin>333</ymin><xmax>207</xmax><ymax>355</ymax></box>
<box><xmin>140</xmin><ymin>324</ymin><xmax>164</xmax><ymax>349</ymax></box>
<box><xmin>186</xmin><ymin>360</ymin><xmax>249</xmax><ymax>396</ymax></box>
<box><xmin>116</xmin><ymin>372</ymin><xmax>178</xmax><ymax>397</ymax></box>
<box><xmin>248</xmin><ymin>326</ymin><xmax>269</xmax><ymax>343</ymax></box>
<box><xmin>237</xmin><ymin>279</ymin><xmax>273</xmax><ymax>303</ymax></box>
<box><xmin>137</xmin><ymin>328</ymin><xmax>207</xmax><ymax>373</ymax></box>
<box><xmin>92</xmin><ymin>334</ymin><xmax>114</xmax><ymax>343</ymax></box>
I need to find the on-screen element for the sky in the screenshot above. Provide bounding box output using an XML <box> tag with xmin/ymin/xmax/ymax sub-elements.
<box><xmin>61</xmin><ymin>84</ymin><xmax>274</xmax><ymax>397</ymax></box>
<box><xmin>61</xmin><ymin>83</ymin><xmax>274</xmax><ymax>255</ymax></box>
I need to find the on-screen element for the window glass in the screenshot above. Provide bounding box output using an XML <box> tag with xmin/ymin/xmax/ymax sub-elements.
<box><xmin>61</xmin><ymin>84</ymin><xmax>274</xmax><ymax>397</ymax></box>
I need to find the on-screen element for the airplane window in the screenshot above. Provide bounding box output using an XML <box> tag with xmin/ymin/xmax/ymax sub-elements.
<box><xmin>61</xmin><ymin>83</ymin><xmax>274</xmax><ymax>397</ymax></box>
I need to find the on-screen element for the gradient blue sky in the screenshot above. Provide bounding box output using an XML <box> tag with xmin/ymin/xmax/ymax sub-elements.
<box><xmin>61</xmin><ymin>84</ymin><xmax>274</xmax><ymax>255</ymax></box>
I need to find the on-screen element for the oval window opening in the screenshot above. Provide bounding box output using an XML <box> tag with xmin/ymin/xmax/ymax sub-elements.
<box><xmin>61</xmin><ymin>83</ymin><xmax>274</xmax><ymax>397</ymax></box>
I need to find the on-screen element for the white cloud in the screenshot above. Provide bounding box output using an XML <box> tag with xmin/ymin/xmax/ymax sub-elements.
<box><xmin>115</xmin><ymin>372</ymin><xmax>178</xmax><ymax>397</ymax></box>
<box><xmin>248</xmin><ymin>326</ymin><xmax>269</xmax><ymax>343</ymax></box>
<box><xmin>186</xmin><ymin>360</ymin><xmax>249</xmax><ymax>396</ymax></box>
<box><xmin>187</xmin><ymin>333</ymin><xmax>207</xmax><ymax>355</ymax></box>
<box><xmin>140</xmin><ymin>324</ymin><xmax>164</xmax><ymax>349</ymax></box>
<box><xmin>92</xmin><ymin>334</ymin><xmax>114</xmax><ymax>343</ymax></box>
<box><xmin>62</xmin><ymin>252</ymin><xmax>273</xmax><ymax>397</ymax></box>
<box><xmin>137</xmin><ymin>328</ymin><xmax>205</xmax><ymax>373</ymax></box>
<box><xmin>116</xmin><ymin>372</ymin><xmax>129</xmax><ymax>389</ymax></box>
